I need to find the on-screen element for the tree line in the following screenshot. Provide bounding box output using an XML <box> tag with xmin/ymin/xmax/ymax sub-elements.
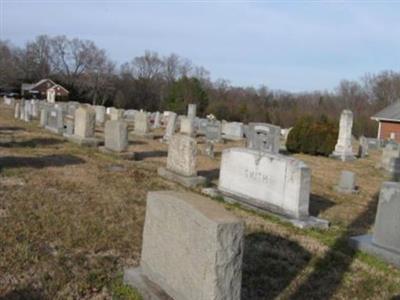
<box><xmin>2</xmin><ymin>35</ymin><xmax>400</xmax><ymax>137</ymax></box>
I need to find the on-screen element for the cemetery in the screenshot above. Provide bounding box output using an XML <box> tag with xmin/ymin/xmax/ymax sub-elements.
<box><xmin>1</xmin><ymin>97</ymin><xmax>400</xmax><ymax>299</ymax></box>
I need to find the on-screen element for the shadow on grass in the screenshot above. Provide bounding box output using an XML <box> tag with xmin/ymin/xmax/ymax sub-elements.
<box><xmin>241</xmin><ymin>232</ymin><xmax>312</xmax><ymax>300</ymax></box>
<box><xmin>0</xmin><ymin>154</ymin><xmax>85</xmax><ymax>169</ymax></box>
<box><xmin>289</xmin><ymin>192</ymin><xmax>379</xmax><ymax>299</ymax></box>
<box><xmin>0</xmin><ymin>138</ymin><xmax>65</xmax><ymax>148</ymax></box>
<box><xmin>135</xmin><ymin>150</ymin><xmax>167</xmax><ymax>160</ymax></box>
<box><xmin>309</xmin><ymin>193</ymin><xmax>335</xmax><ymax>216</ymax></box>
<box><xmin>128</xmin><ymin>140</ymin><xmax>147</xmax><ymax>146</ymax></box>
<box><xmin>0</xmin><ymin>287</ymin><xmax>44</xmax><ymax>300</ymax></box>
<box><xmin>198</xmin><ymin>168</ymin><xmax>220</xmax><ymax>181</ymax></box>
<box><xmin>0</xmin><ymin>126</ymin><xmax>25</xmax><ymax>132</ymax></box>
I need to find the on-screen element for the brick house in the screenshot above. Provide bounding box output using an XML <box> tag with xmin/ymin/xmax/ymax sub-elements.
<box><xmin>371</xmin><ymin>102</ymin><xmax>400</xmax><ymax>142</ymax></box>
<box><xmin>21</xmin><ymin>79</ymin><xmax>69</xmax><ymax>101</ymax></box>
<box><xmin>46</xmin><ymin>84</ymin><xmax>70</xmax><ymax>103</ymax></box>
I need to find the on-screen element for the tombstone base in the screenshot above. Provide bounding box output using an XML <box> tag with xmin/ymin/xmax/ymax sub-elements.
<box><xmin>330</xmin><ymin>152</ymin><xmax>356</xmax><ymax>162</ymax></box>
<box><xmin>202</xmin><ymin>187</ymin><xmax>329</xmax><ymax>229</ymax></box>
<box><xmin>123</xmin><ymin>267</ymin><xmax>172</xmax><ymax>300</ymax></box>
<box><xmin>349</xmin><ymin>235</ymin><xmax>400</xmax><ymax>268</ymax></box>
<box><xmin>98</xmin><ymin>146</ymin><xmax>136</xmax><ymax>160</ymax></box>
<box><xmin>132</xmin><ymin>131</ymin><xmax>155</xmax><ymax>139</ymax></box>
<box><xmin>222</xmin><ymin>134</ymin><xmax>243</xmax><ymax>141</ymax></box>
<box><xmin>334</xmin><ymin>186</ymin><xmax>358</xmax><ymax>194</ymax></box>
<box><xmin>45</xmin><ymin>126</ymin><xmax>64</xmax><ymax>134</ymax></box>
<box><xmin>157</xmin><ymin>167</ymin><xmax>206</xmax><ymax>188</ymax></box>
<box><xmin>65</xmin><ymin>134</ymin><xmax>101</xmax><ymax>147</ymax></box>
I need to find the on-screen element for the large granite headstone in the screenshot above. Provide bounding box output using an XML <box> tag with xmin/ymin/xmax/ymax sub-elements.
<box><xmin>205</xmin><ymin>120</ymin><xmax>222</xmax><ymax>143</ymax></box>
<box><xmin>124</xmin><ymin>190</ymin><xmax>244</xmax><ymax>300</ymax></box>
<box><xmin>67</xmin><ymin>106</ymin><xmax>100</xmax><ymax>146</ymax></box>
<box><xmin>350</xmin><ymin>182</ymin><xmax>400</xmax><ymax>267</ymax></box>
<box><xmin>335</xmin><ymin>170</ymin><xmax>357</xmax><ymax>193</ymax></box>
<box><xmin>95</xmin><ymin>105</ymin><xmax>106</xmax><ymax>124</ymax></box>
<box><xmin>222</xmin><ymin>122</ymin><xmax>244</xmax><ymax>141</ymax></box>
<box><xmin>180</xmin><ymin>117</ymin><xmax>195</xmax><ymax>137</ymax></box>
<box><xmin>162</xmin><ymin>112</ymin><xmax>177</xmax><ymax>142</ymax></box>
<box><xmin>187</xmin><ymin>103</ymin><xmax>197</xmax><ymax>119</ymax></box>
<box><xmin>45</xmin><ymin>107</ymin><xmax>64</xmax><ymax>134</ymax></box>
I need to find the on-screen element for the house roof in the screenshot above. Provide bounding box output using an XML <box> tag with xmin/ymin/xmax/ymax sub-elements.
<box><xmin>32</xmin><ymin>78</ymin><xmax>56</xmax><ymax>90</ymax></box>
<box><xmin>48</xmin><ymin>84</ymin><xmax>69</xmax><ymax>94</ymax></box>
<box><xmin>371</xmin><ymin>102</ymin><xmax>400</xmax><ymax>122</ymax></box>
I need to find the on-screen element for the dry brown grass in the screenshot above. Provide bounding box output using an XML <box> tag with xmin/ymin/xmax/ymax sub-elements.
<box><xmin>1</xmin><ymin>104</ymin><xmax>400</xmax><ymax>299</ymax></box>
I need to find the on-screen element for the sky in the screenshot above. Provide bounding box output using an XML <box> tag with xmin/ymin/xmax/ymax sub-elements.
<box><xmin>1</xmin><ymin>1</ymin><xmax>400</xmax><ymax>92</ymax></box>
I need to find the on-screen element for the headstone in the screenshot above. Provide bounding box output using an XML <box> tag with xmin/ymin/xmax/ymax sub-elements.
<box><xmin>214</xmin><ymin>148</ymin><xmax>328</xmax><ymax>228</ymax></box>
<box><xmin>66</xmin><ymin>106</ymin><xmax>100</xmax><ymax>146</ymax></box>
<box><xmin>331</xmin><ymin>110</ymin><xmax>355</xmax><ymax>161</ymax></box>
<box><xmin>358</xmin><ymin>136</ymin><xmax>369</xmax><ymax>158</ymax></box>
<box><xmin>109</xmin><ymin>107</ymin><xmax>124</xmax><ymax>121</ymax></box>
<box><xmin>95</xmin><ymin>105</ymin><xmax>106</xmax><ymax>124</ymax></box>
<box><xmin>14</xmin><ymin>102</ymin><xmax>20</xmax><ymax>119</ymax></box>
<box><xmin>153</xmin><ymin>111</ymin><xmax>161</xmax><ymax>129</ymax></box>
<box><xmin>158</xmin><ymin>134</ymin><xmax>206</xmax><ymax>187</ymax></box>
<box><xmin>162</xmin><ymin>112</ymin><xmax>177</xmax><ymax>142</ymax></box>
<box><xmin>205</xmin><ymin>120</ymin><xmax>222</xmax><ymax>143</ymax></box>
<box><xmin>205</xmin><ymin>140</ymin><xmax>215</xmax><ymax>158</ymax></box>
<box><xmin>187</xmin><ymin>103</ymin><xmax>197</xmax><ymax>119</ymax></box>
<box><xmin>104</xmin><ymin>120</ymin><xmax>128</xmax><ymax>152</ymax></box>
<box><xmin>31</xmin><ymin>100</ymin><xmax>39</xmax><ymax>118</ymax></box>
<box><xmin>23</xmin><ymin>102</ymin><xmax>32</xmax><ymax>122</ymax></box>
<box><xmin>19</xmin><ymin>101</ymin><xmax>25</xmax><ymax>120</ymax></box>
<box><xmin>133</xmin><ymin>111</ymin><xmax>154</xmax><ymax>138</ymax></box>
<box><xmin>350</xmin><ymin>182</ymin><xmax>400</xmax><ymax>267</ymax></box>
<box><xmin>45</xmin><ymin>107</ymin><xmax>64</xmax><ymax>134</ymax></box>
<box><xmin>124</xmin><ymin>190</ymin><xmax>244</xmax><ymax>300</ymax></box>
<box><xmin>197</xmin><ymin>118</ymin><xmax>209</xmax><ymax>135</ymax></box>
<box><xmin>380</xmin><ymin>142</ymin><xmax>400</xmax><ymax>174</ymax></box>
<box><xmin>65</xmin><ymin>116</ymin><xmax>74</xmax><ymax>135</ymax></box>
<box><xmin>247</xmin><ymin>122</ymin><xmax>281</xmax><ymax>154</ymax></box>
<box><xmin>335</xmin><ymin>171</ymin><xmax>357</xmax><ymax>193</ymax></box>
<box><xmin>180</xmin><ymin>117</ymin><xmax>195</xmax><ymax>137</ymax></box>
<box><xmin>222</xmin><ymin>122</ymin><xmax>244</xmax><ymax>141</ymax></box>
<box><xmin>40</xmin><ymin>108</ymin><xmax>48</xmax><ymax>127</ymax></box>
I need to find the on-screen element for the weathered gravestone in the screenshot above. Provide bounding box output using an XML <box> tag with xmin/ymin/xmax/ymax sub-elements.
<box><xmin>380</xmin><ymin>142</ymin><xmax>400</xmax><ymax>178</ymax></box>
<box><xmin>350</xmin><ymin>182</ymin><xmax>400</xmax><ymax>267</ymax></box>
<box><xmin>335</xmin><ymin>170</ymin><xmax>357</xmax><ymax>193</ymax></box>
<box><xmin>208</xmin><ymin>148</ymin><xmax>328</xmax><ymax>228</ymax></box>
<box><xmin>187</xmin><ymin>103</ymin><xmax>197</xmax><ymax>119</ymax></box>
<box><xmin>358</xmin><ymin>136</ymin><xmax>369</xmax><ymax>158</ymax></box>
<box><xmin>133</xmin><ymin>111</ymin><xmax>154</xmax><ymax>138</ymax></box>
<box><xmin>40</xmin><ymin>108</ymin><xmax>49</xmax><ymax>127</ymax></box>
<box><xmin>95</xmin><ymin>105</ymin><xmax>106</xmax><ymax>124</ymax></box>
<box><xmin>109</xmin><ymin>107</ymin><xmax>124</xmax><ymax>121</ymax></box>
<box><xmin>14</xmin><ymin>102</ymin><xmax>20</xmax><ymax>119</ymax></box>
<box><xmin>45</xmin><ymin>107</ymin><xmax>64</xmax><ymax>134</ymax></box>
<box><xmin>67</xmin><ymin>106</ymin><xmax>100</xmax><ymax>147</ymax></box>
<box><xmin>331</xmin><ymin>110</ymin><xmax>355</xmax><ymax>161</ymax></box>
<box><xmin>64</xmin><ymin>116</ymin><xmax>74</xmax><ymax>136</ymax></box>
<box><xmin>162</xmin><ymin>112</ymin><xmax>177</xmax><ymax>143</ymax></box>
<box><xmin>99</xmin><ymin>120</ymin><xmax>135</xmax><ymax>159</ymax></box>
<box><xmin>205</xmin><ymin>120</ymin><xmax>222</xmax><ymax>143</ymax></box>
<box><xmin>31</xmin><ymin>100</ymin><xmax>39</xmax><ymax>118</ymax></box>
<box><xmin>153</xmin><ymin>111</ymin><xmax>161</xmax><ymax>129</ymax></box>
<box><xmin>222</xmin><ymin>121</ymin><xmax>244</xmax><ymax>141</ymax></box>
<box><xmin>247</xmin><ymin>122</ymin><xmax>281</xmax><ymax>154</ymax></box>
<box><xmin>124</xmin><ymin>190</ymin><xmax>244</xmax><ymax>300</ymax></box>
<box><xmin>158</xmin><ymin>134</ymin><xmax>206</xmax><ymax>187</ymax></box>
<box><xmin>180</xmin><ymin>117</ymin><xmax>195</xmax><ymax>137</ymax></box>
<box><xmin>23</xmin><ymin>102</ymin><xmax>32</xmax><ymax>122</ymax></box>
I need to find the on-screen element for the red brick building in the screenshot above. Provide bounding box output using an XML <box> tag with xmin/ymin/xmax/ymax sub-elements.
<box><xmin>372</xmin><ymin>102</ymin><xmax>400</xmax><ymax>142</ymax></box>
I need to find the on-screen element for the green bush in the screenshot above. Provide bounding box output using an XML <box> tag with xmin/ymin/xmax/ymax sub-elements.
<box><xmin>286</xmin><ymin>115</ymin><xmax>338</xmax><ymax>156</ymax></box>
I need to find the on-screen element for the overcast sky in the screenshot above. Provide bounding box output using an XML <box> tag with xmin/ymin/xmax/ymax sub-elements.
<box><xmin>1</xmin><ymin>1</ymin><xmax>400</xmax><ymax>92</ymax></box>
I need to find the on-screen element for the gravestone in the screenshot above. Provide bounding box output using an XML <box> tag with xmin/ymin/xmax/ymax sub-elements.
<box><xmin>380</xmin><ymin>142</ymin><xmax>400</xmax><ymax>175</ymax></box>
<box><xmin>180</xmin><ymin>117</ymin><xmax>195</xmax><ymax>137</ymax></box>
<box><xmin>358</xmin><ymin>136</ymin><xmax>369</xmax><ymax>158</ymax></box>
<box><xmin>23</xmin><ymin>102</ymin><xmax>32</xmax><ymax>122</ymax></box>
<box><xmin>40</xmin><ymin>108</ymin><xmax>49</xmax><ymax>127</ymax></box>
<box><xmin>31</xmin><ymin>100</ymin><xmax>39</xmax><ymax>118</ymax></box>
<box><xmin>109</xmin><ymin>107</ymin><xmax>124</xmax><ymax>121</ymax></box>
<box><xmin>133</xmin><ymin>111</ymin><xmax>154</xmax><ymax>138</ymax></box>
<box><xmin>187</xmin><ymin>103</ymin><xmax>197</xmax><ymax>119</ymax></box>
<box><xmin>350</xmin><ymin>182</ymin><xmax>400</xmax><ymax>267</ymax></box>
<box><xmin>335</xmin><ymin>171</ymin><xmax>357</xmax><ymax>193</ymax></box>
<box><xmin>124</xmin><ymin>190</ymin><xmax>244</xmax><ymax>300</ymax></box>
<box><xmin>14</xmin><ymin>102</ymin><xmax>20</xmax><ymax>119</ymax></box>
<box><xmin>99</xmin><ymin>120</ymin><xmax>136</xmax><ymax>159</ymax></box>
<box><xmin>247</xmin><ymin>122</ymin><xmax>281</xmax><ymax>154</ymax></box>
<box><xmin>331</xmin><ymin>110</ymin><xmax>355</xmax><ymax>161</ymax></box>
<box><xmin>162</xmin><ymin>112</ymin><xmax>177</xmax><ymax>142</ymax></box>
<box><xmin>45</xmin><ymin>107</ymin><xmax>64</xmax><ymax>134</ymax></box>
<box><xmin>204</xmin><ymin>140</ymin><xmax>215</xmax><ymax>158</ymax></box>
<box><xmin>197</xmin><ymin>118</ymin><xmax>209</xmax><ymax>135</ymax></box>
<box><xmin>64</xmin><ymin>116</ymin><xmax>74</xmax><ymax>136</ymax></box>
<box><xmin>153</xmin><ymin>111</ymin><xmax>161</xmax><ymax>129</ymax></box>
<box><xmin>222</xmin><ymin>122</ymin><xmax>244</xmax><ymax>141</ymax></box>
<box><xmin>210</xmin><ymin>148</ymin><xmax>328</xmax><ymax>228</ymax></box>
<box><xmin>205</xmin><ymin>120</ymin><xmax>222</xmax><ymax>143</ymax></box>
<box><xmin>158</xmin><ymin>134</ymin><xmax>206</xmax><ymax>187</ymax></box>
<box><xmin>67</xmin><ymin>106</ymin><xmax>100</xmax><ymax>146</ymax></box>
<box><xmin>95</xmin><ymin>105</ymin><xmax>106</xmax><ymax>124</ymax></box>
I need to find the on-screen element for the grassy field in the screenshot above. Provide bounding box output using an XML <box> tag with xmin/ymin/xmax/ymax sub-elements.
<box><xmin>1</xmin><ymin>103</ymin><xmax>400</xmax><ymax>299</ymax></box>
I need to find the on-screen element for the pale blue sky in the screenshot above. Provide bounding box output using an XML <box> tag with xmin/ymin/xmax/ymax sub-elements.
<box><xmin>1</xmin><ymin>1</ymin><xmax>400</xmax><ymax>92</ymax></box>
